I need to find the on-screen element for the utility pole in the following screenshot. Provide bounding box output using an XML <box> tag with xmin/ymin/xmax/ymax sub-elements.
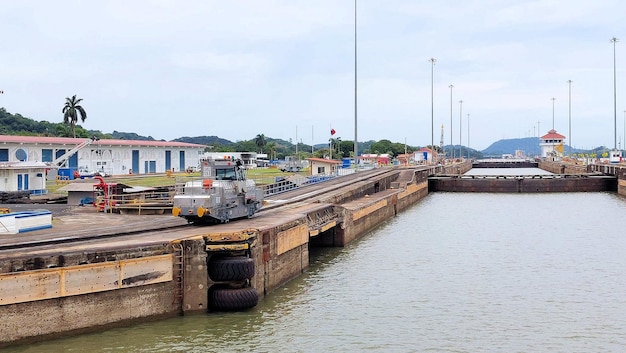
<box><xmin>459</xmin><ymin>100</ymin><xmax>463</xmax><ymax>158</ymax></box>
<box><xmin>429</xmin><ymin>58</ymin><xmax>437</xmax><ymax>158</ymax></box>
<box><xmin>611</xmin><ymin>37</ymin><xmax>619</xmax><ymax>151</ymax></box>
<box><xmin>353</xmin><ymin>0</ymin><xmax>358</xmax><ymax>167</ymax></box>
<box><xmin>551</xmin><ymin>97</ymin><xmax>556</xmax><ymax>130</ymax></box>
<box><xmin>467</xmin><ymin>113</ymin><xmax>470</xmax><ymax>159</ymax></box>
<box><xmin>568</xmin><ymin>80</ymin><xmax>572</xmax><ymax>156</ymax></box>
<box><xmin>449</xmin><ymin>84</ymin><xmax>454</xmax><ymax>158</ymax></box>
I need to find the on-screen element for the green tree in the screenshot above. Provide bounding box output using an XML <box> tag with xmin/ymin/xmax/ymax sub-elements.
<box><xmin>62</xmin><ymin>95</ymin><xmax>87</xmax><ymax>138</ymax></box>
<box><xmin>255</xmin><ymin>134</ymin><xmax>266</xmax><ymax>153</ymax></box>
<box><xmin>370</xmin><ymin>139</ymin><xmax>393</xmax><ymax>155</ymax></box>
<box><xmin>266</xmin><ymin>141</ymin><xmax>276</xmax><ymax>160</ymax></box>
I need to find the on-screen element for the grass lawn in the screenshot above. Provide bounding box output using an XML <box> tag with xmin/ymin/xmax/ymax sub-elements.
<box><xmin>46</xmin><ymin>167</ymin><xmax>309</xmax><ymax>195</ymax></box>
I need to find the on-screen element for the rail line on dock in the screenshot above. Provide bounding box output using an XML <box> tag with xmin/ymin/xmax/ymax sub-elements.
<box><xmin>0</xmin><ymin>167</ymin><xmax>402</xmax><ymax>253</ymax></box>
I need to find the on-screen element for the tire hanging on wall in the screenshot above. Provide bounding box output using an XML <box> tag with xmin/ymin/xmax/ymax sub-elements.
<box><xmin>208</xmin><ymin>285</ymin><xmax>259</xmax><ymax>311</ymax></box>
<box><xmin>208</xmin><ymin>256</ymin><xmax>255</xmax><ymax>282</ymax></box>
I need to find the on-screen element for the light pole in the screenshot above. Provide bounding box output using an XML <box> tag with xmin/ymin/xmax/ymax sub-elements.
<box><xmin>568</xmin><ymin>80</ymin><xmax>572</xmax><ymax>156</ymax></box>
<box><xmin>449</xmin><ymin>84</ymin><xmax>454</xmax><ymax>159</ymax></box>
<box><xmin>624</xmin><ymin>110</ymin><xmax>625</xmax><ymax>157</ymax></box>
<box><xmin>551</xmin><ymin>97</ymin><xmax>556</xmax><ymax>130</ymax></box>
<box><xmin>459</xmin><ymin>100</ymin><xmax>463</xmax><ymax>158</ymax></box>
<box><xmin>467</xmin><ymin>113</ymin><xmax>470</xmax><ymax>159</ymax></box>
<box><xmin>429</xmin><ymin>58</ymin><xmax>437</xmax><ymax>157</ymax></box>
<box><xmin>354</xmin><ymin>0</ymin><xmax>358</xmax><ymax>166</ymax></box>
<box><xmin>611</xmin><ymin>37</ymin><xmax>619</xmax><ymax>151</ymax></box>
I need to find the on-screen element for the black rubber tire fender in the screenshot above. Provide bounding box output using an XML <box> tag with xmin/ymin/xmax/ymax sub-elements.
<box><xmin>208</xmin><ymin>256</ymin><xmax>255</xmax><ymax>282</ymax></box>
<box><xmin>208</xmin><ymin>286</ymin><xmax>259</xmax><ymax>311</ymax></box>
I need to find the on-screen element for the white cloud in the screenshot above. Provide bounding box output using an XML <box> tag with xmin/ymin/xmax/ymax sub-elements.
<box><xmin>1</xmin><ymin>0</ymin><xmax>626</xmax><ymax>151</ymax></box>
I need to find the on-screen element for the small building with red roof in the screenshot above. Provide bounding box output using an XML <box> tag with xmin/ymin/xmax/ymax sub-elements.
<box><xmin>359</xmin><ymin>153</ymin><xmax>391</xmax><ymax>166</ymax></box>
<box><xmin>414</xmin><ymin>147</ymin><xmax>435</xmax><ymax>164</ymax></box>
<box><xmin>306</xmin><ymin>157</ymin><xmax>342</xmax><ymax>176</ymax></box>
<box><xmin>540</xmin><ymin>129</ymin><xmax>566</xmax><ymax>158</ymax></box>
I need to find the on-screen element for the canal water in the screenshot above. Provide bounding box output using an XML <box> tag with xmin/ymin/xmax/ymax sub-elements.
<box><xmin>8</xmin><ymin>188</ymin><xmax>626</xmax><ymax>352</ymax></box>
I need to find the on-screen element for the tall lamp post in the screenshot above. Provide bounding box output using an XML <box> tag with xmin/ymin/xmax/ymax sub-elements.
<box><xmin>459</xmin><ymin>100</ymin><xmax>463</xmax><ymax>158</ymax></box>
<box><xmin>449</xmin><ymin>84</ymin><xmax>454</xmax><ymax>158</ymax></box>
<box><xmin>611</xmin><ymin>37</ymin><xmax>619</xmax><ymax>151</ymax></box>
<box><xmin>568</xmin><ymin>80</ymin><xmax>572</xmax><ymax>156</ymax></box>
<box><xmin>353</xmin><ymin>0</ymin><xmax>358</xmax><ymax>166</ymax></box>
<box><xmin>551</xmin><ymin>97</ymin><xmax>556</xmax><ymax>130</ymax></box>
<box><xmin>467</xmin><ymin>113</ymin><xmax>470</xmax><ymax>159</ymax></box>
<box><xmin>429</xmin><ymin>58</ymin><xmax>437</xmax><ymax>158</ymax></box>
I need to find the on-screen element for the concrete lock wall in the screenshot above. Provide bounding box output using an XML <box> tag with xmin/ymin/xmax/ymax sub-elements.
<box><xmin>0</xmin><ymin>254</ymin><xmax>179</xmax><ymax>347</ymax></box>
<box><xmin>429</xmin><ymin>176</ymin><xmax>617</xmax><ymax>193</ymax></box>
<box><xmin>538</xmin><ymin>160</ymin><xmax>589</xmax><ymax>174</ymax></box>
<box><xmin>540</xmin><ymin>160</ymin><xmax>625</xmax><ymax>196</ymax></box>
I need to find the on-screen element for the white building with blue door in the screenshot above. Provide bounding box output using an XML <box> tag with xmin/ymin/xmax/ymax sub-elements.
<box><xmin>0</xmin><ymin>135</ymin><xmax>205</xmax><ymax>181</ymax></box>
<box><xmin>0</xmin><ymin>161</ymin><xmax>48</xmax><ymax>194</ymax></box>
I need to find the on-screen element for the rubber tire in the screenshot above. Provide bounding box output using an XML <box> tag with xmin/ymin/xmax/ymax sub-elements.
<box><xmin>209</xmin><ymin>286</ymin><xmax>259</xmax><ymax>311</ymax></box>
<box><xmin>208</xmin><ymin>256</ymin><xmax>255</xmax><ymax>282</ymax></box>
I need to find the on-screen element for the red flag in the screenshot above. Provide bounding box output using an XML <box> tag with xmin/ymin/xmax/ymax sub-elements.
<box><xmin>331</xmin><ymin>128</ymin><xmax>336</xmax><ymax>136</ymax></box>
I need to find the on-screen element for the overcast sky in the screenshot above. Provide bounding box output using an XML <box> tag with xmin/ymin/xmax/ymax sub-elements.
<box><xmin>2</xmin><ymin>0</ymin><xmax>626</xmax><ymax>151</ymax></box>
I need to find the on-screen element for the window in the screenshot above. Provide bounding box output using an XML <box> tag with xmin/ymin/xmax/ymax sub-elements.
<box><xmin>42</xmin><ymin>149</ymin><xmax>53</xmax><ymax>162</ymax></box>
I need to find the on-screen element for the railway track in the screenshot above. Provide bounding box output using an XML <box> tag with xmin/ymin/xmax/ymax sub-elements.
<box><xmin>0</xmin><ymin>167</ymin><xmax>402</xmax><ymax>253</ymax></box>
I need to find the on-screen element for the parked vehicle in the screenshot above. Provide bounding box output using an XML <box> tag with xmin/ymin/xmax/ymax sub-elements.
<box><xmin>172</xmin><ymin>158</ymin><xmax>263</xmax><ymax>224</ymax></box>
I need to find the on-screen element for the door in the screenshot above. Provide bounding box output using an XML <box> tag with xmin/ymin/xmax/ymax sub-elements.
<box><xmin>132</xmin><ymin>150</ymin><xmax>139</xmax><ymax>174</ymax></box>
<box><xmin>165</xmin><ymin>150</ymin><xmax>171</xmax><ymax>171</ymax></box>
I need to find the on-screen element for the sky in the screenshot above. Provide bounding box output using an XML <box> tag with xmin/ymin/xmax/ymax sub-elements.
<box><xmin>2</xmin><ymin>0</ymin><xmax>626</xmax><ymax>151</ymax></box>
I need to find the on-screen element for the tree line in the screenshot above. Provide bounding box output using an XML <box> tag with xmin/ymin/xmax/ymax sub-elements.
<box><xmin>1</xmin><ymin>95</ymin><xmax>447</xmax><ymax>160</ymax></box>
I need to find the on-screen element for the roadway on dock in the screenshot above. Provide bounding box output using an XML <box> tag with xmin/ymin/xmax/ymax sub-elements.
<box><xmin>0</xmin><ymin>167</ymin><xmax>403</xmax><ymax>256</ymax></box>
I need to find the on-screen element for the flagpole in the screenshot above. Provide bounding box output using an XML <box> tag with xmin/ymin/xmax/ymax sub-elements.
<box><xmin>353</xmin><ymin>0</ymin><xmax>358</xmax><ymax>169</ymax></box>
<box><xmin>329</xmin><ymin>124</ymin><xmax>332</xmax><ymax>160</ymax></box>
<box><xmin>312</xmin><ymin>125</ymin><xmax>314</xmax><ymax>154</ymax></box>
<box><xmin>295</xmin><ymin>125</ymin><xmax>298</xmax><ymax>159</ymax></box>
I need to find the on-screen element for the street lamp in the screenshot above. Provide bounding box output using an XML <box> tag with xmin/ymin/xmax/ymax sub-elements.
<box><xmin>459</xmin><ymin>100</ymin><xmax>463</xmax><ymax>158</ymax></box>
<box><xmin>611</xmin><ymin>37</ymin><xmax>619</xmax><ymax>151</ymax></box>
<box><xmin>429</xmin><ymin>58</ymin><xmax>437</xmax><ymax>156</ymax></box>
<box><xmin>568</xmin><ymin>80</ymin><xmax>572</xmax><ymax>156</ymax></box>
<box><xmin>467</xmin><ymin>113</ymin><xmax>470</xmax><ymax>159</ymax></box>
<box><xmin>551</xmin><ymin>97</ymin><xmax>556</xmax><ymax>130</ymax></box>
<box><xmin>449</xmin><ymin>84</ymin><xmax>454</xmax><ymax>158</ymax></box>
<box><xmin>354</xmin><ymin>0</ymin><xmax>358</xmax><ymax>166</ymax></box>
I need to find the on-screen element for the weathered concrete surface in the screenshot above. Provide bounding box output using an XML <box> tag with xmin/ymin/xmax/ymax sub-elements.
<box><xmin>541</xmin><ymin>160</ymin><xmax>626</xmax><ymax>196</ymax></box>
<box><xmin>181</xmin><ymin>238</ymin><xmax>207</xmax><ymax>313</ymax></box>
<box><xmin>429</xmin><ymin>175</ymin><xmax>617</xmax><ymax>193</ymax></box>
<box><xmin>0</xmin><ymin>281</ymin><xmax>177</xmax><ymax>346</ymax></box>
<box><xmin>538</xmin><ymin>160</ymin><xmax>589</xmax><ymax>174</ymax></box>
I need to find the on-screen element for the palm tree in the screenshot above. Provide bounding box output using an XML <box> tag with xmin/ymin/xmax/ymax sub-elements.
<box><xmin>255</xmin><ymin>134</ymin><xmax>266</xmax><ymax>153</ymax></box>
<box><xmin>266</xmin><ymin>141</ymin><xmax>276</xmax><ymax>160</ymax></box>
<box><xmin>62</xmin><ymin>95</ymin><xmax>87</xmax><ymax>138</ymax></box>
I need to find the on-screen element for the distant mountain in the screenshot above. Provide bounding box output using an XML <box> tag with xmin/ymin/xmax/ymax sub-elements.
<box><xmin>173</xmin><ymin>136</ymin><xmax>233</xmax><ymax>146</ymax></box>
<box><xmin>481</xmin><ymin>137</ymin><xmax>542</xmax><ymax>157</ymax></box>
<box><xmin>110</xmin><ymin>131</ymin><xmax>157</xmax><ymax>141</ymax></box>
<box><xmin>479</xmin><ymin>137</ymin><xmax>611</xmax><ymax>157</ymax></box>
